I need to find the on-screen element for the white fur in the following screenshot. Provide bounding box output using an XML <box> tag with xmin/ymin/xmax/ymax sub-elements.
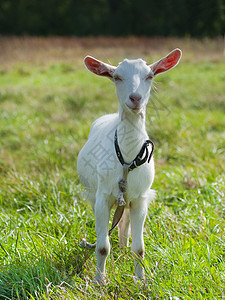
<box><xmin>77</xmin><ymin>49</ymin><xmax>182</xmax><ymax>283</ymax></box>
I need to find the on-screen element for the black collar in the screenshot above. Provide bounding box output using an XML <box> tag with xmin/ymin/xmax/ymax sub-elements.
<box><xmin>114</xmin><ymin>129</ymin><xmax>154</xmax><ymax>172</ymax></box>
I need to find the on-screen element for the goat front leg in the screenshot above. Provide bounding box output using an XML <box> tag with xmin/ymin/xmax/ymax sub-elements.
<box><xmin>94</xmin><ymin>193</ymin><xmax>111</xmax><ymax>284</ymax></box>
<box><xmin>130</xmin><ymin>199</ymin><xmax>148</xmax><ymax>281</ymax></box>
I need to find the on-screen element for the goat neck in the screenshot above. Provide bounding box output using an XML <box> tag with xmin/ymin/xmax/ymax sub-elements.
<box><xmin>117</xmin><ymin>105</ymin><xmax>148</xmax><ymax>164</ymax></box>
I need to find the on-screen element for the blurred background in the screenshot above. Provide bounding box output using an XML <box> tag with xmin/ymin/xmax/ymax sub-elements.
<box><xmin>0</xmin><ymin>0</ymin><xmax>224</xmax><ymax>37</ymax></box>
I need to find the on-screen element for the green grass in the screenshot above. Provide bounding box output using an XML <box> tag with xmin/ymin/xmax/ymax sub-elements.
<box><xmin>0</xmin><ymin>38</ymin><xmax>225</xmax><ymax>299</ymax></box>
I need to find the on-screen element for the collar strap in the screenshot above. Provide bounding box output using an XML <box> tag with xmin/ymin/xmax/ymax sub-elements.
<box><xmin>114</xmin><ymin>129</ymin><xmax>154</xmax><ymax>172</ymax></box>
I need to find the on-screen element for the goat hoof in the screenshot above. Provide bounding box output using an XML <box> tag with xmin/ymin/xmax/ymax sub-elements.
<box><xmin>94</xmin><ymin>275</ymin><xmax>107</xmax><ymax>285</ymax></box>
<box><xmin>79</xmin><ymin>239</ymin><xmax>96</xmax><ymax>249</ymax></box>
<box><xmin>133</xmin><ymin>275</ymin><xmax>146</xmax><ymax>288</ymax></box>
<box><xmin>79</xmin><ymin>239</ymin><xmax>86</xmax><ymax>248</ymax></box>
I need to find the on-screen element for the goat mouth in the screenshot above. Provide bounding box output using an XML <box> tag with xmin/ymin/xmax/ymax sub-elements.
<box><xmin>126</xmin><ymin>104</ymin><xmax>142</xmax><ymax>112</ymax></box>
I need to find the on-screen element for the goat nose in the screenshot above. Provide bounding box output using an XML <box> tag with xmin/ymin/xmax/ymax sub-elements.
<box><xmin>129</xmin><ymin>93</ymin><xmax>142</xmax><ymax>103</ymax></box>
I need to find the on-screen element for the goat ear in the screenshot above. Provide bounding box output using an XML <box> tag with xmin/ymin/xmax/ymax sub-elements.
<box><xmin>150</xmin><ymin>48</ymin><xmax>182</xmax><ymax>76</ymax></box>
<box><xmin>84</xmin><ymin>56</ymin><xmax>116</xmax><ymax>78</ymax></box>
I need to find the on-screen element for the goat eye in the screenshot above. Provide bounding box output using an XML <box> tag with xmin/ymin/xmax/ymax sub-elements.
<box><xmin>114</xmin><ymin>75</ymin><xmax>122</xmax><ymax>82</ymax></box>
<box><xmin>146</xmin><ymin>74</ymin><xmax>154</xmax><ymax>80</ymax></box>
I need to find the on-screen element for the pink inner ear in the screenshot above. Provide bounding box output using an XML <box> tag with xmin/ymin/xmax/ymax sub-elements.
<box><xmin>152</xmin><ymin>49</ymin><xmax>181</xmax><ymax>75</ymax></box>
<box><xmin>84</xmin><ymin>56</ymin><xmax>115</xmax><ymax>78</ymax></box>
<box><xmin>84</xmin><ymin>57</ymin><xmax>102</xmax><ymax>75</ymax></box>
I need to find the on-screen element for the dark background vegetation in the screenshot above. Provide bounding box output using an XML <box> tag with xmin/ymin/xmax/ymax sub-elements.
<box><xmin>0</xmin><ymin>0</ymin><xmax>224</xmax><ymax>37</ymax></box>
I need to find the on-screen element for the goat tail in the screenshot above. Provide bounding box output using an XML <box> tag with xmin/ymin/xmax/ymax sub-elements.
<box><xmin>79</xmin><ymin>238</ymin><xmax>96</xmax><ymax>249</ymax></box>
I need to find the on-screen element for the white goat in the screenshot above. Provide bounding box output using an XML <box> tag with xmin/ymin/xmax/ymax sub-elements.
<box><xmin>77</xmin><ymin>49</ymin><xmax>182</xmax><ymax>283</ymax></box>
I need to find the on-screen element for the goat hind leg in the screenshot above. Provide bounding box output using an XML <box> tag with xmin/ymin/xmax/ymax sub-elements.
<box><xmin>118</xmin><ymin>208</ymin><xmax>130</xmax><ymax>248</ymax></box>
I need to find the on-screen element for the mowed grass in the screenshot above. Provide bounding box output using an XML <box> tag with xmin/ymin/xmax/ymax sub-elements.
<box><xmin>0</xmin><ymin>37</ymin><xmax>224</xmax><ymax>299</ymax></box>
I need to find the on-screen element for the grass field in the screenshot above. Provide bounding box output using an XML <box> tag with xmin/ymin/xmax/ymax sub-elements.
<box><xmin>0</xmin><ymin>37</ymin><xmax>225</xmax><ymax>299</ymax></box>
